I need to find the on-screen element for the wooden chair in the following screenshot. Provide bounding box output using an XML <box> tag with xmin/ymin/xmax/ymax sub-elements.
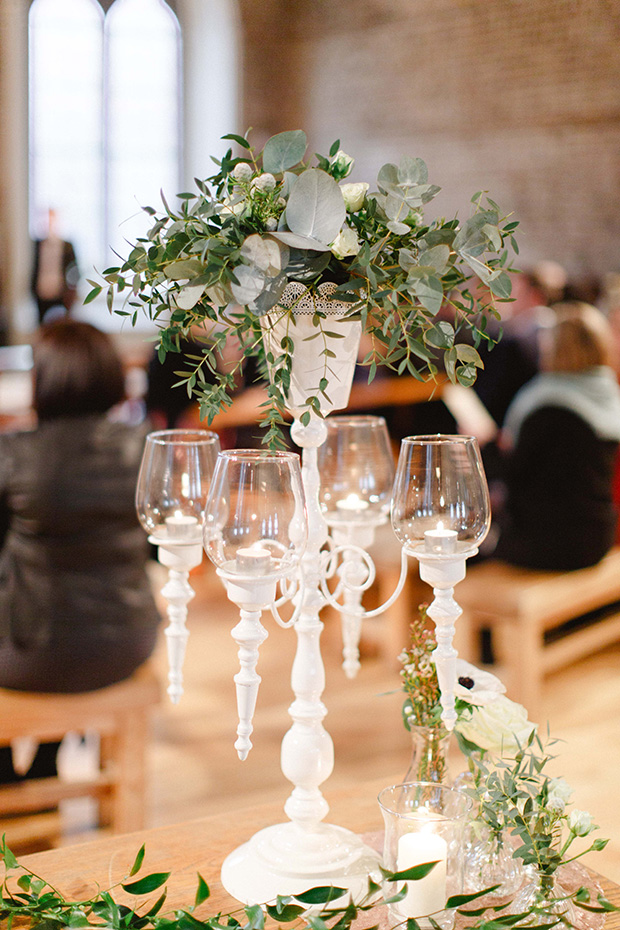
<box><xmin>0</xmin><ymin>663</ymin><xmax>161</xmax><ymax>849</ymax></box>
<box><xmin>455</xmin><ymin>548</ymin><xmax>620</xmax><ymax>719</ymax></box>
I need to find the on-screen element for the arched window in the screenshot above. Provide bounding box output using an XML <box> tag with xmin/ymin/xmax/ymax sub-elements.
<box><xmin>29</xmin><ymin>0</ymin><xmax>181</xmax><ymax>297</ymax></box>
<box><xmin>29</xmin><ymin>0</ymin><xmax>104</xmax><ymax>267</ymax></box>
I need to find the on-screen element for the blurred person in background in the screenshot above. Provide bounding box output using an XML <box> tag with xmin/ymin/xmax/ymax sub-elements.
<box><xmin>492</xmin><ymin>302</ymin><xmax>620</xmax><ymax>570</ymax></box>
<box><xmin>0</xmin><ymin>320</ymin><xmax>160</xmax><ymax>780</ymax></box>
<box><xmin>31</xmin><ymin>208</ymin><xmax>80</xmax><ymax>324</ymax></box>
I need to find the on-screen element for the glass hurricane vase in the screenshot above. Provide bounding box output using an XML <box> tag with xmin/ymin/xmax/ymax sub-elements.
<box><xmin>403</xmin><ymin>724</ymin><xmax>452</xmax><ymax>785</ymax></box>
<box><xmin>510</xmin><ymin>871</ymin><xmax>581</xmax><ymax>928</ymax></box>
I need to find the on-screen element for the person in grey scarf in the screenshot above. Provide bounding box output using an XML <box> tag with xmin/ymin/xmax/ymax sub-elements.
<box><xmin>493</xmin><ymin>302</ymin><xmax>620</xmax><ymax>571</ymax></box>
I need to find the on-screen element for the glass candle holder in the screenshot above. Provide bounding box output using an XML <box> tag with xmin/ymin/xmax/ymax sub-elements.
<box><xmin>203</xmin><ymin>449</ymin><xmax>307</xmax><ymax>579</ymax></box>
<box><xmin>391</xmin><ymin>435</ymin><xmax>491</xmax><ymax>554</ymax></box>
<box><xmin>378</xmin><ymin>783</ymin><xmax>472</xmax><ymax>930</ymax></box>
<box><xmin>136</xmin><ymin>429</ymin><xmax>221</xmax><ymax>542</ymax></box>
<box><xmin>318</xmin><ymin>415</ymin><xmax>395</xmax><ymax>526</ymax></box>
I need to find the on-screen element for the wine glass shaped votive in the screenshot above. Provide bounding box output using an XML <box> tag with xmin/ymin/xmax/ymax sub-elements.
<box><xmin>318</xmin><ymin>415</ymin><xmax>395</xmax><ymax>531</ymax></box>
<box><xmin>135</xmin><ymin>429</ymin><xmax>221</xmax><ymax>703</ymax></box>
<box><xmin>391</xmin><ymin>434</ymin><xmax>490</xmax><ymax>555</ymax></box>
<box><xmin>391</xmin><ymin>435</ymin><xmax>491</xmax><ymax>729</ymax></box>
<box><xmin>136</xmin><ymin>428</ymin><xmax>221</xmax><ymax>544</ymax></box>
<box><xmin>203</xmin><ymin>449</ymin><xmax>307</xmax><ymax>586</ymax></box>
<box><xmin>317</xmin><ymin>415</ymin><xmax>396</xmax><ymax>677</ymax></box>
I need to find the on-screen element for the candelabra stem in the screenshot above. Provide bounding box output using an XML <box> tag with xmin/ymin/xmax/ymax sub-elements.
<box><xmin>220</xmin><ymin>417</ymin><xmax>379</xmax><ymax>903</ymax></box>
<box><xmin>413</xmin><ymin>550</ymin><xmax>476</xmax><ymax>730</ymax></box>
<box><xmin>231</xmin><ymin>608</ymin><xmax>269</xmax><ymax>761</ymax></box>
<box><xmin>156</xmin><ymin>541</ymin><xmax>203</xmax><ymax>704</ymax></box>
<box><xmin>282</xmin><ymin>422</ymin><xmax>332</xmax><ymax>828</ymax></box>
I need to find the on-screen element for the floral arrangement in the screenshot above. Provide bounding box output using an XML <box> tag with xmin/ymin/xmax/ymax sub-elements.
<box><xmin>400</xmin><ymin>606</ymin><xmax>613</xmax><ymax>925</ymax></box>
<box><xmin>87</xmin><ymin>129</ymin><xmax>518</xmax><ymax>442</ymax></box>
<box><xmin>399</xmin><ymin>605</ymin><xmax>530</xmax><ymax>753</ymax></box>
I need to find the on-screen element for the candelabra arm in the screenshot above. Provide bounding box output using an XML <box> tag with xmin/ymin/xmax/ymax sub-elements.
<box><xmin>348</xmin><ymin>545</ymin><xmax>411</xmax><ymax>620</ymax></box>
<box><xmin>154</xmin><ymin>539</ymin><xmax>203</xmax><ymax>704</ymax></box>
<box><xmin>269</xmin><ymin>573</ymin><xmax>306</xmax><ymax>630</ymax></box>
<box><xmin>231</xmin><ymin>608</ymin><xmax>269</xmax><ymax>761</ymax></box>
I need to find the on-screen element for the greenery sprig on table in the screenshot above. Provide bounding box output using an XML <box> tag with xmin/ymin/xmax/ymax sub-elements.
<box><xmin>462</xmin><ymin>731</ymin><xmax>609</xmax><ymax>880</ymax></box>
<box><xmin>1</xmin><ymin>834</ymin><xmax>617</xmax><ymax>930</ymax></box>
<box><xmin>86</xmin><ymin>129</ymin><xmax>519</xmax><ymax>443</ymax></box>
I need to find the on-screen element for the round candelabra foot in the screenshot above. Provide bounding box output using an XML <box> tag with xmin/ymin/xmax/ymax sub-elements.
<box><xmin>221</xmin><ymin>821</ymin><xmax>380</xmax><ymax>904</ymax></box>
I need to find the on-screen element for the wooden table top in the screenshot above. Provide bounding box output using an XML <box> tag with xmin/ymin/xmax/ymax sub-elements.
<box><xmin>13</xmin><ymin>781</ymin><xmax>620</xmax><ymax>927</ymax></box>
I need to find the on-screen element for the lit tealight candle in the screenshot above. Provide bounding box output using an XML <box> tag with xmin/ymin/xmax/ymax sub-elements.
<box><xmin>335</xmin><ymin>493</ymin><xmax>369</xmax><ymax>514</ymax></box>
<box><xmin>235</xmin><ymin>546</ymin><xmax>273</xmax><ymax>575</ymax></box>
<box><xmin>165</xmin><ymin>512</ymin><xmax>199</xmax><ymax>539</ymax></box>
<box><xmin>424</xmin><ymin>520</ymin><xmax>457</xmax><ymax>554</ymax></box>
<box><xmin>397</xmin><ymin>820</ymin><xmax>447</xmax><ymax>920</ymax></box>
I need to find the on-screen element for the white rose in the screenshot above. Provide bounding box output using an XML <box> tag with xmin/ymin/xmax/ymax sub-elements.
<box><xmin>568</xmin><ymin>809</ymin><xmax>594</xmax><ymax>836</ymax></box>
<box><xmin>251</xmin><ymin>172</ymin><xmax>276</xmax><ymax>192</ymax></box>
<box><xmin>231</xmin><ymin>162</ymin><xmax>253</xmax><ymax>182</ymax></box>
<box><xmin>340</xmin><ymin>182</ymin><xmax>369</xmax><ymax>212</ymax></box>
<box><xmin>331</xmin><ymin>149</ymin><xmax>354</xmax><ymax>178</ymax></box>
<box><xmin>548</xmin><ymin>777</ymin><xmax>574</xmax><ymax>805</ymax></box>
<box><xmin>331</xmin><ymin>226</ymin><xmax>360</xmax><ymax>260</ymax></box>
<box><xmin>547</xmin><ymin>796</ymin><xmax>567</xmax><ymax>814</ymax></box>
<box><xmin>455</xmin><ymin>694</ymin><xmax>536</xmax><ymax>756</ymax></box>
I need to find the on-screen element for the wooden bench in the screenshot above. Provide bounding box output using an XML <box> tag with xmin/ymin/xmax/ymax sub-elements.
<box><xmin>456</xmin><ymin>547</ymin><xmax>620</xmax><ymax>720</ymax></box>
<box><xmin>0</xmin><ymin>663</ymin><xmax>161</xmax><ymax>850</ymax></box>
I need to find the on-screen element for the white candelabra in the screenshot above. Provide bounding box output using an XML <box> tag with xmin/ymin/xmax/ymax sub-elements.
<box><xmin>136</xmin><ymin>395</ymin><xmax>490</xmax><ymax>905</ymax></box>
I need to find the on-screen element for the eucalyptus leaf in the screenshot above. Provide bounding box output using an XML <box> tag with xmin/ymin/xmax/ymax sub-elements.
<box><xmin>425</xmin><ymin>321</ymin><xmax>455</xmax><ymax>349</ymax></box>
<box><xmin>163</xmin><ymin>259</ymin><xmax>204</xmax><ymax>281</ymax></box>
<box><xmin>387</xmin><ymin>220</ymin><xmax>411</xmax><ymax>235</ymax></box>
<box><xmin>241</xmin><ymin>234</ymin><xmax>289</xmax><ymax>277</ymax></box>
<box><xmin>174</xmin><ymin>283</ymin><xmax>206</xmax><ymax>310</ymax></box>
<box><xmin>488</xmin><ymin>271</ymin><xmax>513</xmax><ymax>299</ymax></box>
<box><xmin>248</xmin><ymin>273</ymin><xmax>288</xmax><ymax>316</ymax></box>
<box><xmin>376</xmin><ymin>162</ymin><xmax>400</xmax><ymax>196</ymax></box>
<box><xmin>418</xmin><ymin>245</ymin><xmax>451</xmax><ymax>275</ymax></box>
<box><xmin>285</xmin><ymin>169</ymin><xmax>346</xmax><ymax>245</ymax></box>
<box><xmin>286</xmin><ymin>247</ymin><xmax>332</xmax><ymax>281</ymax></box>
<box><xmin>262</xmin><ymin>130</ymin><xmax>308</xmax><ymax>174</ymax></box>
<box><xmin>407</xmin><ymin>274</ymin><xmax>444</xmax><ymax>315</ymax></box>
<box><xmin>398</xmin><ymin>155</ymin><xmax>429</xmax><ymax>187</ymax></box>
<box><xmin>453</xmin><ymin>211</ymin><xmax>499</xmax><ymax>256</ymax></box>
<box><xmin>385</xmin><ymin>193</ymin><xmax>407</xmax><ymax>221</ymax></box>
<box><xmin>270</xmin><ymin>230</ymin><xmax>330</xmax><ymax>252</ymax></box>
<box><xmin>230</xmin><ymin>264</ymin><xmax>268</xmax><ymax>304</ymax></box>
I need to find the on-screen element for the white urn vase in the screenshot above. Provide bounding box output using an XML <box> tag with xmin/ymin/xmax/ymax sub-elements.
<box><xmin>260</xmin><ymin>281</ymin><xmax>362</xmax><ymax>418</ymax></box>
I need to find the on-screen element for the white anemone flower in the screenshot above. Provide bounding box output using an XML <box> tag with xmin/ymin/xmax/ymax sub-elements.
<box><xmin>453</xmin><ymin>659</ymin><xmax>506</xmax><ymax>706</ymax></box>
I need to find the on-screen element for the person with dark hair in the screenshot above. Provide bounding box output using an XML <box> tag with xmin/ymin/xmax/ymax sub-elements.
<box><xmin>0</xmin><ymin>320</ymin><xmax>161</xmax><ymax>779</ymax></box>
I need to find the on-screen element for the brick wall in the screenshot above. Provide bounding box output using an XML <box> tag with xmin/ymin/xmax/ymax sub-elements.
<box><xmin>238</xmin><ymin>0</ymin><xmax>620</xmax><ymax>279</ymax></box>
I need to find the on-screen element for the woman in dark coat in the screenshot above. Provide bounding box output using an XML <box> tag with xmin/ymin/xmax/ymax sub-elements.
<box><xmin>495</xmin><ymin>302</ymin><xmax>620</xmax><ymax>571</ymax></box>
<box><xmin>0</xmin><ymin>320</ymin><xmax>160</xmax><ymax>692</ymax></box>
<box><xmin>0</xmin><ymin>321</ymin><xmax>161</xmax><ymax>779</ymax></box>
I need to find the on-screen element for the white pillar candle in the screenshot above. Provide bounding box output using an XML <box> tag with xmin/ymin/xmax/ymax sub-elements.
<box><xmin>235</xmin><ymin>546</ymin><xmax>273</xmax><ymax>575</ymax></box>
<box><xmin>424</xmin><ymin>521</ymin><xmax>458</xmax><ymax>554</ymax></box>
<box><xmin>397</xmin><ymin>828</ymin><xmax>447</xmax><ymax>919</ymax></box>
<box><xmin>335</xmin><ymin>492</ymin><xmax>369</xmax><ymax>514</ymax></box>
<box><xmin>165</xmin><ymin>512</ymin><xmax>199</xmax><ymax>539</ymax></box>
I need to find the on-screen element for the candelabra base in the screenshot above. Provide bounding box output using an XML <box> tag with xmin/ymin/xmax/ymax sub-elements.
<box><xmin>221</xmin><ymin>821</ymin><xmax>381</xmax><ymax>905</ymax></box>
